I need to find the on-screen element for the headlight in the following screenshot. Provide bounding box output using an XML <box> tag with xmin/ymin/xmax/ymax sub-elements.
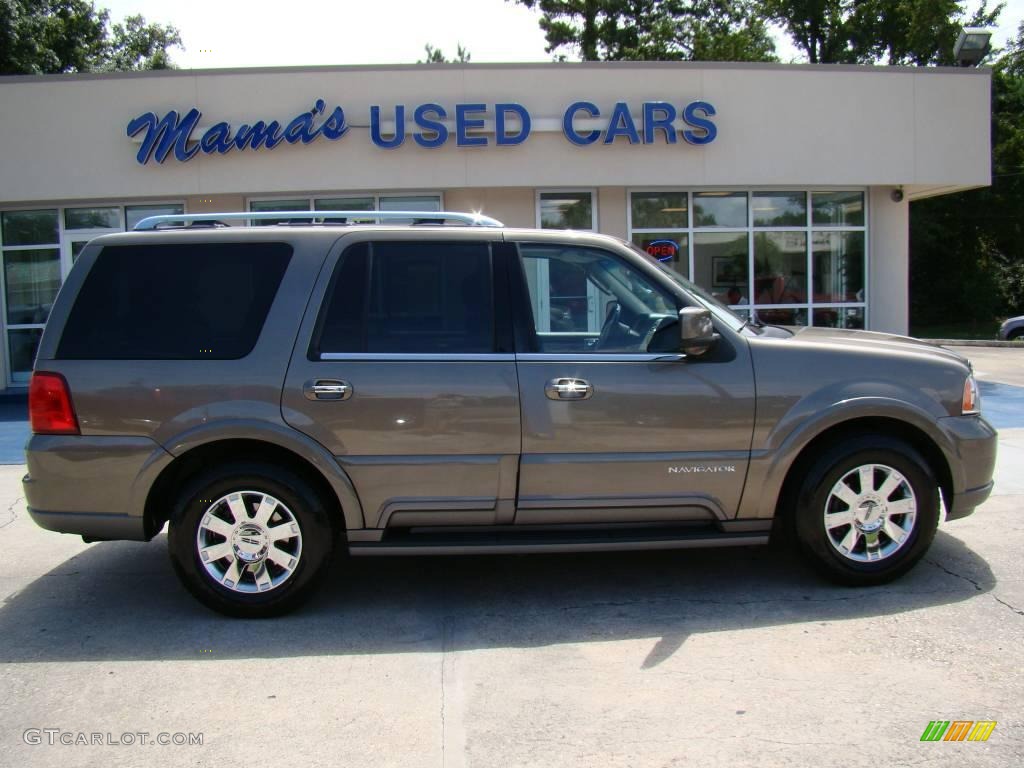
<box><xmin>962</xmin><ymin>374</ymin><xmax>980</xmax><ymax>415</ymax></box>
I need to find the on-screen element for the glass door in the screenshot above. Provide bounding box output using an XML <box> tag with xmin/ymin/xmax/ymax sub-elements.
<box><xmin>1</xmin><ymin>210</ymin><xmax>61</xmax><ymax>384</ymax></box>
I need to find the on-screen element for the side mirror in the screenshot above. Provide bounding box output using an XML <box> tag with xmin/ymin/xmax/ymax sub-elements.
<box><xmin>679</xmin><ymin>307</ymin><xmax>717</xmax><ymax>357</ymax></box>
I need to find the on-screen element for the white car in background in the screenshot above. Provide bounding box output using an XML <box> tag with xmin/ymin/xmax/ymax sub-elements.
<box><xmin>998</xmin><ymin>315</ymin><xmax>1024</xmax><ymax>341</ymax></box>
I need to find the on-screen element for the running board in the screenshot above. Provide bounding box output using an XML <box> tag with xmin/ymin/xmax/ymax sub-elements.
<box><xmin>348</xmin><ymin>528</ymin><xmax>769</xmax><ymax>556</ymax></box>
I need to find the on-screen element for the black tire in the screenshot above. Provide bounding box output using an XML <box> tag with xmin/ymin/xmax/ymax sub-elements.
<box><xmin>793</xmin><ymin>435</ymin><xmax>939</xmax><ymax>586</ymax></box>
<box><xmin>1008</xmin><ymin>329</ymin><xmax>1023</xmax><ymax>341</ymax></box>
<box><xmin>168</xmin><ymin>461</ymin><xmax>335</xmax><ymax>617</ymax></box>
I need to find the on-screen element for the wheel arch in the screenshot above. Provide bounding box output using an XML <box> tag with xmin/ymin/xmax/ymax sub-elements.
<box><xmin>772</xmin><ymin>416</ymin><xmax>954</xmax><ymax>527</ymax></box>
<box><xmin>143</xmin><ymin>434</ymin><xmax>364</xmax><ymax>539</ymax></box>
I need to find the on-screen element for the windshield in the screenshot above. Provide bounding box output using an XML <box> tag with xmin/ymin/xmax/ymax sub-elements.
<box><xmin>620</xmin><ymin>240</ymin><xmax>748</xmax><ymax>332</ymax></box>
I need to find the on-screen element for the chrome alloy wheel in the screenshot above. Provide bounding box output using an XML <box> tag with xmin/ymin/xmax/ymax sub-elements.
<box><xmin>195</xmin><ymin>491</ymin><xmax>302</xmax><ymax>593</ymax></box>
<box><xmin>822</xmin><ymin>463</ymin><xmax>918</xmax><ymax>563</ymax></box>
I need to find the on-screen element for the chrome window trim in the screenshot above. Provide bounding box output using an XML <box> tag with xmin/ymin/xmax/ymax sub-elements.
<box><xmin>319</xmin><ymin>352</ymin><xmax>515</xmax><ymax>362</ymax></box>
<box><xmin>318</xmin><ymin>352</ymin><xmax>683</xmax><ymax>362</ymax></box>
<box><xmin>516</xmin><ymin>353</ymin><xmax>685</xmax><ymax>362</ymax></box>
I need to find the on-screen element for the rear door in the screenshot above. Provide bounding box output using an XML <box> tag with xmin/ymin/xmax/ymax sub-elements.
<box><xmin>282</xmin><ymin>231</ymin><xmax>520</xmax><ymax>529</ymax></box>
<box><xmin>509</xmin><ymin>238</ymin><xmax>756</xmax><ymax>525</ymax></box>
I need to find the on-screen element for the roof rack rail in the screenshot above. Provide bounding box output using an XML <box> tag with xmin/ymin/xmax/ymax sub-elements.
<box><xmin>133</xmin><ymin>210</ymin><xmax>505</xmax><ymax>231</ymax></box>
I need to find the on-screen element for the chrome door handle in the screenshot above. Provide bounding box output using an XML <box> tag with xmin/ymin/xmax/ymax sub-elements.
<box><xmin>303</xmin><ymin>379</ymin><xmax>352</xmax><ymax>401</ymax></box>
<box><xmin>545</xmin><ymin>378</ymin><xmax>593</xmax><ymax>401</ymax></box>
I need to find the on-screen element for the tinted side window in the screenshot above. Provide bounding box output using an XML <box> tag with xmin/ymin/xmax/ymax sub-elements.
<box><xmin>57</xmin><ymin>242</ymin><xmax>291</xmax><ymax>360</ymax></box>
<box><xmin>317</xmin><ymin>241</ymin><xmax>494</xmax><ymax>355</ymax></box>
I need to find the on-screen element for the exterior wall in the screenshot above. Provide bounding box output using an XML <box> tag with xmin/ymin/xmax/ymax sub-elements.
<box><xmin>443</xmin><ymin>188</ymin><xmax>535</xmax><ymax>228</ymax></box>
<box><xmin>186</xmin><ymin>194</ymin><xmax>245</xmax><ymax>214</ymax></box>
<box><xmin>597</xmin><ymin>187</ymin><xmax>627</xmax><ymax>239</ymax></box>
<box><xmin>0</xmin><ymin>63</ymin><xmax>990</xmax><ymax>205</ymax></box>
<box><xmin>868</xmin><ymin>186</ymin><xmax>910</xmax><ymax>334</ymax></box>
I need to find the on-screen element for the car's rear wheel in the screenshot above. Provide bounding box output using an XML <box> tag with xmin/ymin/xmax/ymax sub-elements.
<box><xmin>1008</xmin><ymin>328</ymin><xmax>1023</xmax><ymax>341</ymax></box>
<box><xmin>168</xmin><ymin>462</ymin><xmax>335</xmax><ymax>617</ymax></box>
<box><xmin>793</xmin><ymin>436</ymin><xmax>939</xmax><ymax>585</ymax></box>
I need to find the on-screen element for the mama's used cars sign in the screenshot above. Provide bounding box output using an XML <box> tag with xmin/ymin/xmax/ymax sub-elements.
<box><xmin>126</xmin><ymin>98</ymin><xmax>717</xmax><ymax>165</ymax></box>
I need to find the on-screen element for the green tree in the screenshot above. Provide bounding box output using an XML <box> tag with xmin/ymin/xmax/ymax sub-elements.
<box><xmin>910</xmin><ymin>21</ymin><xmax>1024</xmax><ymax>330</ymax></box>
<box><xmin>0</xmin><ymin>0</ymin><xmax>181</xmax><ymax>74</ymax></box>
<box><xmin>512</xmin><ymin>0</ymin><xmax>776</xmax><ymax>62</ymax></box>
<box><xmin>418</xmin><ymin>43</ymin><xmax>472</xmax><ymax>63</ymax></box>
<box><xmin>761</xmin><ymin>0</ymin><xmax>1003</xmax><ymax>65</ymax></box>
<box><xmin>102</xmin><ymin>14</ymin><xmax>181</xmax><ymax>71</ymax></box>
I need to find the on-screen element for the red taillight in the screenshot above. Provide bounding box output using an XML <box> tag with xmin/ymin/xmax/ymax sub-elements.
<box><xmin>29</xmin><ymin>372</ymin><xmax>80</xmax><ymax>435</ymax></box>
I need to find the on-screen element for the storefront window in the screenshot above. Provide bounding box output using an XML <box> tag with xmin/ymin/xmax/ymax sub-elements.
<box><xmin>4</xmin><ymin>249</ymin><xmax>60</xmax><ymax>324</ymax></box>
<box><xmin>65</xmin><ymin>207</ymin><xmax>120</xmax><ymax>230</ymax></box>
<box><xmin>694</xmin><ymin>232</ymin><xmax>748</xmax><ymax>306</ymax></box>
<box><xmin>252</xmin><ymin>194</ymin><xmax>442</xmax><ymax>225</ymax></box>
<box><xmin>628</xmin><ymin>190</ymin><xmax>867</xmax><ymax>326</ymax></box>
<box><xmin>379</xmin><ymin>195</ymin><xmax>442</xmax><ymax>212</ymax></box>
<box><xmin>752</xmin><ymin>192</ymin><xmax>807</xmax><ymax>227</ymax></box>
<box><xmin>813</xmin><ymin>231</ymin><xmax>865</xmax><ymax>303</ymax></box>
<box><xmin>693</xmin><ymin>192</ymin><xmax>746</xmax><ymax>228</ymax></box>
<box><xmin>1</xmin><ymin>210</ymin><xmax>58</xmax><ymax>246</ymax></box>
<box><xmin>813</xmin><ymin>307</ymin><xmax>864</xmax><ymax>329</ymax></box>
<box><xmin>538</xmin><ymin>191</ymin><xmax>594</xmax><ymax>230</ymax></box>
<box><xmin>124</xmin><ymin>204</ymin><xmax>185</xmax><ymax>230</ymax></box>
<box><xmin>754</xmin><ymin>232</ymin><xmax>807</xmax><ymax>305</ymax></box>
<box><xmin>631</xmin><ymin>233</ymin><xmax>689</xmax><ymax>278</ymax></box>
<box><xmin>315</xmin><ymin>197</ymin><xmax>375</xmax><ymax>211</ymax></box>
<box><xmin>8</xmin><ymin>329</ymin><xmax>42</xmax><ymax>380</ymax></box>
<box><xmin>250</xmin><ymin>199</ymin><xmax>310</xmax><ymax>226</ymax></box>
<box><xmin>812</xmin><ymin>191</ymin><xmax>864</xmax><ymax>226</ymax></box>
<box><xmin>631</xmin><ymin>192</ymin><xmax>687</xmax><ymax>229</ymax></box>
<box><xmin>252</xmin><ymin>199</ymin><xmax>308</xmax><ymax>212</ymax></box>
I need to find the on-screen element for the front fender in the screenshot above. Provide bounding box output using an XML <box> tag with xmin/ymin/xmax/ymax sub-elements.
<box><xmin>740</xmin><ymin>396</ymin><xmax>958</xmax><ymax>520</ymax></box>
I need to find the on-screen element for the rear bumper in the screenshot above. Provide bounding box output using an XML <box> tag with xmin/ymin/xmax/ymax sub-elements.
<box><xmin>937</xmin><ymin>414</ymin><xmax>998</xmax><ymax>521</ymax></box>
<box><xmin>23</xmin><ymin>434</ymin><xmax>173</xmax><ymax>540</ymax></box>
<box><xmin>26</xmin><ymin>506</ymin><xmax>146</xmax><ymax>540</ymax></box>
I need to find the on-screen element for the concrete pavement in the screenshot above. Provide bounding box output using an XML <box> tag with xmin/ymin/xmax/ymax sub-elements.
<box><xmin>0</xmin><ymin>349</ymin><xmax>1021</xmax><ymax>767</ymax></box>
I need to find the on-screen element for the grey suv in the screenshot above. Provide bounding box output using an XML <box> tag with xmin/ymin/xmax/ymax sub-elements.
<box><xmin>24</xmin><ymin>211</ymin><xmax>997</xmax><ymax>617</ymax></box>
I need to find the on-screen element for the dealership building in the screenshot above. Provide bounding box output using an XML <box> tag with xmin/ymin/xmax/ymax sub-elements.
<box><xmin>0</xmin><ymin>61</ymin><xmax>991</xmax><ymax>389</ymax></box>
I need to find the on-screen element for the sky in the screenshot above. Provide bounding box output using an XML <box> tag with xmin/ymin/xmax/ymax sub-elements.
<box><xmin>98</xmin><ymin>0</ymin><xmax>1024</xmax><ymax>69</ymax></box>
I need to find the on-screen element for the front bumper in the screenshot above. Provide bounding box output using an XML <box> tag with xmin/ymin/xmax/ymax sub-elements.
<box><xmin>937</xmin><ymin>414</ymin><xmax>998</xmax><ymax>521</ymax></box>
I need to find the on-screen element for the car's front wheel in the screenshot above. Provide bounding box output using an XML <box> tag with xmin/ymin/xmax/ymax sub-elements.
<box><xmin>793</xmin><ymin>436</ymin><xmax>939</xmax><ymax>585</ymax></box>
<box><xmin>168</xmin><ymin>462</ymin><xmax>335</xmax><ymax>617</ymax></box>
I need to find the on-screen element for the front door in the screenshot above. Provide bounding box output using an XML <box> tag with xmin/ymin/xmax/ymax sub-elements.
<box><xmin>282</xmin><ymin>234</ymin><xmax>520</xmax><ymax>529</ymax></box>
<box><xmin>509</xmin><ymin>240</ymin><xmax>756</xmax><ymax>525</ymax></box>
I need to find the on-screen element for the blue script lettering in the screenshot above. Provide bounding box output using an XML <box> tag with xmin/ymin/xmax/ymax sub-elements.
<box><xmin>126</xmin><ymin>100</ymin><xmax>349</xmax><ymax>164</ymax></box>
<box><xmin>127</xmin><ymin>109</ymin><xmax>202</xmax><ymax>164</ymax></box>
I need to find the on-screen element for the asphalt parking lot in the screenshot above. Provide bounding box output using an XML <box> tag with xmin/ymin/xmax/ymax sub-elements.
<box><xmin>0</xmin><ymin>346</ymin><xmax>1021</xmax><ymax>767</ymax></box>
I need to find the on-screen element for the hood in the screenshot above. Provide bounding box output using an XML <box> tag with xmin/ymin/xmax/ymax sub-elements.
<box><xmin>783</xmin><ymin>326</ymin><xmax>971</xmax><ymax>369</ymax></box>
